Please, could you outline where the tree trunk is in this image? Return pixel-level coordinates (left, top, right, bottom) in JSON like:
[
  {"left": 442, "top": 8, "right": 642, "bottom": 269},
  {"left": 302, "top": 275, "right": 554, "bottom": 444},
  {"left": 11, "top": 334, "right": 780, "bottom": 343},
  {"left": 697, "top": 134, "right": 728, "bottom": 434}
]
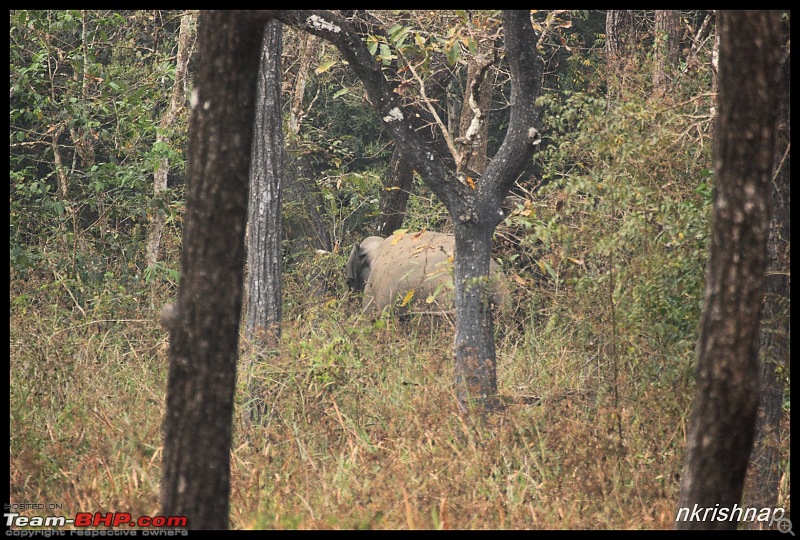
[
  {"left": 456, "top": 51, "right": 495, "bottom": 176},
  {"left": 453, "top": 221, "right": 500, "bottom": 412},
  {"left": 745, "top": 21, "right": 790, "bottom": 514},
  {"left": 246, "top": 19, "right": 284, "bottom": 423},
  {"left": 145, "top": 12, "right": 194, "bottom": 270},
  {"left": 375, "top": 147, "right": 413, "bottom": 236},
  {"left": 675, "top": 10, "right": 781, "bottom": 530},
  {"left": 605, "top": 10, "right": 635, "bottom": 67},
  {"left": 273, "top": 10, "right": 542, "bottom": 415},
  {"left": 161, "top": 10, "right": 269, "bottom": 529},
  {"left": 652, "top": 10, "right": 681, "bottom": 98}
]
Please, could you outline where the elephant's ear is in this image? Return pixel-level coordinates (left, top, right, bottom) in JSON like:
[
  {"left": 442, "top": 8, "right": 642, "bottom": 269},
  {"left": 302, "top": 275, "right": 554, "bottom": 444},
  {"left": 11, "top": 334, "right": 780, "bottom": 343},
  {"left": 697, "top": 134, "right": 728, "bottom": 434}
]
[
  {"left": 358, "top": 245, "right": 371, "bottom": 265},
  {"left": 346, "top": 242, "right": 361, "bottom": 289}
]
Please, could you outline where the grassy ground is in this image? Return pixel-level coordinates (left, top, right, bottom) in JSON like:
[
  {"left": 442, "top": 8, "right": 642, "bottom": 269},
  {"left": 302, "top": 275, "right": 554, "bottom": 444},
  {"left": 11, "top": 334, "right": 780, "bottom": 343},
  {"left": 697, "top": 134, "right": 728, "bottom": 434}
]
[{"left": 9, "top": 264, "right": 790, "bottom": 530}]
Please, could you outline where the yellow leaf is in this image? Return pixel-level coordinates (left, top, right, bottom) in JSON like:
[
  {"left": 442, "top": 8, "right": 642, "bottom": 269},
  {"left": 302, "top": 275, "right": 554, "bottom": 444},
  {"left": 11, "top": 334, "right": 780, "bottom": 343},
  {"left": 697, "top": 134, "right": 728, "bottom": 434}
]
[
  {"left": 466, "top": 177, "right": 476, "bottom": 189},
  {"left": 400, "top": 289, "right": 415, "bottom": 307},
  {"left": 314, "top": 60, "right": 337, "bottom": 74},
  {"left": 391, "top": 229, "right": 408, "bottom": 245}
]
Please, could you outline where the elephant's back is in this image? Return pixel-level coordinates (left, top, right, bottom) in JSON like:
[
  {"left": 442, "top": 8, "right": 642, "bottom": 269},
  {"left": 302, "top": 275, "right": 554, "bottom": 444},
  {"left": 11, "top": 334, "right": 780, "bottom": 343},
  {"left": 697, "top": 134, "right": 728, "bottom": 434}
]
[{"left": 362, "top": 232, "right": 455, "bottom": 315}]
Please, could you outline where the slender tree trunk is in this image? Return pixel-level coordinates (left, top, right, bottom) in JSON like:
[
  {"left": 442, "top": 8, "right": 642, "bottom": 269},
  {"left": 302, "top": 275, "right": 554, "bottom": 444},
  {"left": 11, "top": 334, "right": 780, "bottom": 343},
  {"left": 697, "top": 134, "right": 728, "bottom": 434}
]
[
  {"left": 709, "top": 12, "right": 720, "bottom": 124},
  {"left": 456, "top": 51, "right": 495, "bottom": 176},
  {"left": 161, "top": 10, "right": 269, "bottom": 529},
  {"left": 284, "top": 31, "right": 332, "bottom": 254},
  {"left": 145, "top": 12, "right": 194, "bottom": 270},
  {"left": 246, "top": 19, "right": 284, "bottom": 423},
  {"left": 746, "top": 24, "right": 790, "bottom": 514},
  {"left": 288, "top": 33, "right": 316, "bottom": 136},
  {"left": 675, "top": 10, "right": 781, "bottom": 530}
]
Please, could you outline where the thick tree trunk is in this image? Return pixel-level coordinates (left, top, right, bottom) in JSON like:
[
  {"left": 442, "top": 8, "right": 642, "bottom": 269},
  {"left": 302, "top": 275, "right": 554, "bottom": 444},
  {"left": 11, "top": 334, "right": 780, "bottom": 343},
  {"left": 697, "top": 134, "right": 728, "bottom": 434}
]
[
  {"left": 161, "top": 11, "right": 269, "bottom": 530},
  {"left": 605, "top": 10, "right": 635, "bottom": 66},
  {"left": 605, "top": 9, "right": 638, "bottom": 99},
  {"left": 746, "top": 26, "right": 790, "bottom": 513},
  {"left": 675, "top": 11, "right": 781, "bottom": 530}
]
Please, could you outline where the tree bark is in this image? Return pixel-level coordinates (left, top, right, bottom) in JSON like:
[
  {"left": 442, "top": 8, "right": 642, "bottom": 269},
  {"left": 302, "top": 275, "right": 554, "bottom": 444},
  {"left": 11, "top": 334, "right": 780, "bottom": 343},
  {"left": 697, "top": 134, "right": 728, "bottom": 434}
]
[
  {"left": 652, "top": 10, "right": 681, "bottom": 97},
  {"left": 145, "top": 12, "right": 194, "bottom": 270},
  {"left": 245, "top": 20, "right": 284, "bottom": 423},
  {"left": 375, "top": 146, "right": 413, "bottom": 236},
  {"left": 675, "top": 10, "right": 781, "bottom": 530},
  {"left": 246, "top": 19, "right": 284, "bottom": 344},
  {"left": 161, "top": 10, "right": 269, "bottom": 529},
  {"left": 272, "top": 10, "right": 543, "bottom": 414},
  {"left": 746, "top": 19, "right": 790, "bottom": 514},
  {"left": 456, "top": 51, "right": 495, "bottom": 176},
  {"left": 605, "top": 10, "right": 635, "bottom": 66}
]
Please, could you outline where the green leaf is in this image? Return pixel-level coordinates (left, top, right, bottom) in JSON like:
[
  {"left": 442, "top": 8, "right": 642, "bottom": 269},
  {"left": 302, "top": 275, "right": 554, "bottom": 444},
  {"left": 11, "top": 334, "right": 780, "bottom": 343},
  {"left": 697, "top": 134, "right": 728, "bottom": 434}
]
[
  {"left": 446, "top": 42, "right": 461, "bottom": 65},
  {"left": 379, "top": 43, "right": 393, "bottom": 61},
  {"left": 367, "top": 36, "right": 378, "bottom": 56}
]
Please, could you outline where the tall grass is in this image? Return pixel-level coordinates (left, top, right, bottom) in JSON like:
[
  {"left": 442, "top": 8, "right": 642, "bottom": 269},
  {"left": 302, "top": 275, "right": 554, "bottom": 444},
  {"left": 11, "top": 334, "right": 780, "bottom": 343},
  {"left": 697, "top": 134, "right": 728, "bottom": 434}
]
[{"left": 14, "top": 255, "right": 787, "bottom": 530}]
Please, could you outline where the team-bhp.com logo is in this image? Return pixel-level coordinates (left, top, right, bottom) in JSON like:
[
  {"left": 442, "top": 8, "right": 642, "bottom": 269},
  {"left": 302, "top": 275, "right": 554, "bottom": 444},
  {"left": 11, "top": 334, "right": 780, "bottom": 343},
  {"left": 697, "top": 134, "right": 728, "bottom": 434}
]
[{"left": 5, "top": 511, "right": 187, "bottom": 529}]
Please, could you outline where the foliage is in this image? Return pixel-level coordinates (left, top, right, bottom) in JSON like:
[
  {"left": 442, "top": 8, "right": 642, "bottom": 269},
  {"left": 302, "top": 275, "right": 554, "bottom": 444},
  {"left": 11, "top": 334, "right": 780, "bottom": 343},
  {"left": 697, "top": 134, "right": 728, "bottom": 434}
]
[
  {"left": 527, "top": 73, "right": 714, "bottom": 384},
  {"left": 10, "top": 10, "right": 187, "bottom": 287}
]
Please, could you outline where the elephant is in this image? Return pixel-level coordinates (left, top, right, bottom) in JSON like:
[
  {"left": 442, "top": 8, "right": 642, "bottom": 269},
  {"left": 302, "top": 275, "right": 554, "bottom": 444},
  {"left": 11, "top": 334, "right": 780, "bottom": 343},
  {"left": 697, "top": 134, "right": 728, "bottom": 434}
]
[
  {"left": 345, "top": 235, "right": 385, "bottom": 293},
  {"left": 346, "top": 231, "right": 509, "bottom": 316}
]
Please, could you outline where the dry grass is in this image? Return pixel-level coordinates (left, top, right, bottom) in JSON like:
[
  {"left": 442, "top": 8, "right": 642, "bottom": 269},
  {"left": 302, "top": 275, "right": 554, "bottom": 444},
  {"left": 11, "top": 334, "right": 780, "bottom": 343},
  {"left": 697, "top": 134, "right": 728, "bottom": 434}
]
[{"left": 9, "top": 273, "right": 790, "bottom": 530}]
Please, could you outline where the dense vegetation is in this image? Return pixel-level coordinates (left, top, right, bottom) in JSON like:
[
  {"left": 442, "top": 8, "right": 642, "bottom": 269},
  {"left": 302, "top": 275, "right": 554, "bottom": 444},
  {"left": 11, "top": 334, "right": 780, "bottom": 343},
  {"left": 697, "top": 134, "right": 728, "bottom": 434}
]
[{"left": 9, "top": 10, "right": 789, "bottom": 529}]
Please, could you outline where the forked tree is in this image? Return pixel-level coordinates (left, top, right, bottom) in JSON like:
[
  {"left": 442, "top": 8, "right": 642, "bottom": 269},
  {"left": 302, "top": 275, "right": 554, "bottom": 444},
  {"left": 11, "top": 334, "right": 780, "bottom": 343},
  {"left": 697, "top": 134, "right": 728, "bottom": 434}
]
[{"left": 273, "top": 9, "right": 543, "bottom": 414}]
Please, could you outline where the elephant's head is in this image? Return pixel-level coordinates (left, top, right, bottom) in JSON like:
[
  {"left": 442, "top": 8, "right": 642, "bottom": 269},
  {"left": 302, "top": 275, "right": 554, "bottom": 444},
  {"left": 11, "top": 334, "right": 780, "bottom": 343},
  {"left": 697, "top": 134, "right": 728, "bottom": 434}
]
[{"left": 345, "top": 236, "right": 385, "bottom": 292}]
